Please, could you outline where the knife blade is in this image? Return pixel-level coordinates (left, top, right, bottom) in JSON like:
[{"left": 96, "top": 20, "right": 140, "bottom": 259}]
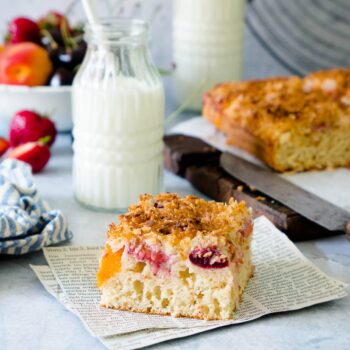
[{"left": 220, "top": 152, "right": 350, "bottom": 234}]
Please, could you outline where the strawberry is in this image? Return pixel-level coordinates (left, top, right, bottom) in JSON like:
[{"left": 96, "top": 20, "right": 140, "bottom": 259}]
[
  {"left": 7, "top": 137, "right": 51, "bottom": 173},
  {"left": 0, "top": 137, "right": 9, "bottom": 157},
  {"left": 7, "top": 17, "right": 41, "bottom": 44},
  {"left": 9, "top": 110, "right": 56, "bottom": 147}
]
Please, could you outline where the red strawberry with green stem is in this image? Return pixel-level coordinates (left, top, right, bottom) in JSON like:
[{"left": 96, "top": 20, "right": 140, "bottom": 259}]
[
  {"left": 7, "top": 136, "right": 51, "bottom": 173},
  {"left": 7, "top": 17, "right": 41, "bottom": 44},
  {"left": 9, "top": 110, "right": 57, "bottom": 148}
]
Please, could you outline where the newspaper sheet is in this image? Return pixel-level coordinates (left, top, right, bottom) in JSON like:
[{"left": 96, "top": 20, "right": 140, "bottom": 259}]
[
  {"left": 30, "top": 257, "right": 350, "bottom": 350},
  {"left": 37, "top": 217, "right": 346, "bottom": 339}
]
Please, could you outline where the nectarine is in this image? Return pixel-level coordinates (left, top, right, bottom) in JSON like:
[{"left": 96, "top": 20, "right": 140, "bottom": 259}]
[
  {"left": 96, "top": 245, "right": 124, "bottom": 287},
  {"left": 0, "top": 43, "right": 52, "bottom": 86}
]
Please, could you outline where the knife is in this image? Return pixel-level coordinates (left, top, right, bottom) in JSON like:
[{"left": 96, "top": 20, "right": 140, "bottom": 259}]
[{"left": 220, "top": 152, "right": 350, "bottom": 235}]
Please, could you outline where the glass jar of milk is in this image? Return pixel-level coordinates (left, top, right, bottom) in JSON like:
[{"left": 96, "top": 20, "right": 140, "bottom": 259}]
[
  {"left": 173, "top": 0, "right": 245, "bottom": 111},
  {"left": 72, "top": 19, "right": 164, "bottom": 211}
]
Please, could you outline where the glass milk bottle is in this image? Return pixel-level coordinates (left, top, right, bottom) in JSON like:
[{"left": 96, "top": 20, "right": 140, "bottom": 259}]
[
  {"left": 72, "top": 19, "right": 164, "bottom": 211},
  {"left": 173, "top": 0, "right": 245, "bottom": 110}
]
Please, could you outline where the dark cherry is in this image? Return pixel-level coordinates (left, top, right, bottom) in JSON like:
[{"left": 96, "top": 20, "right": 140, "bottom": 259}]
[
  {"left": 49, "top": 67, "right": 74, "bottom": 86},
  {"left": 46, "top": 45, "right": 61, "bottom": 68},
  {"left": 47, "top": 27, "right": 65, "bottom": 46},
  {"left": 57, "top": 42, "right": 86, "bottom": 70},
  {"left": 189, "top": 247, "right": 228, "bottom": 269},
  {"left": 40, "top": 27, "right": 64, "bottom": 48},
  {"left": 40, "top": 34, "right": 52, "bottom": 48},
  {"left": 74, "top": 40, "right": 87, "bottom": 64},
  {"left": 57, "top": 48, "right": 77, "bottom": 69}
]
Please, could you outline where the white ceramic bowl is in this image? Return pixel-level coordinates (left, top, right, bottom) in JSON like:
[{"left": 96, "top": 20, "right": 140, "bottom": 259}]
[{"left": 0, "top": 84, "right": 72, "bottom": 135}]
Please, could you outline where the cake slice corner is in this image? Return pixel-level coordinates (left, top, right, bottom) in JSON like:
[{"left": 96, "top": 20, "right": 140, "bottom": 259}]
[{"left": 96, "top": 193, "right": 253, "bottom": 320}]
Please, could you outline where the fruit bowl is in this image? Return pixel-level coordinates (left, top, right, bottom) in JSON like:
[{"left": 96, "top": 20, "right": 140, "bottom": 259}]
[
  {"left": 0, "top": 84, "right": 71, "bottom": 134},
  {"left": 0, "top": 10, "right": 86, "bottom": 135}
]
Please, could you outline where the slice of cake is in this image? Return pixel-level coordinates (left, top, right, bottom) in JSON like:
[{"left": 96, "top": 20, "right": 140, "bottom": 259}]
[
  {"left": 97, "top": 193, "right": 253, "bottom": 320},
  {"left": 203, "top": 69, "right": 350, "bottom": 172}
]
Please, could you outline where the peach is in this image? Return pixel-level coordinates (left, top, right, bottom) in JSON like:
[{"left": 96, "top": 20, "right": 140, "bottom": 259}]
[
  {"left": 0, "top": 42, "right": 52, "bottom": 86},
  {"left": 96, "top": 245, "right": 124, "bottom": 288}
]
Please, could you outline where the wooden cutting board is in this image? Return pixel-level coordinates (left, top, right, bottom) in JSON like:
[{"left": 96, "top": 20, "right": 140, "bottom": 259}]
[{"left": 164, "top": 134, "right": 339, "bottom": 241}]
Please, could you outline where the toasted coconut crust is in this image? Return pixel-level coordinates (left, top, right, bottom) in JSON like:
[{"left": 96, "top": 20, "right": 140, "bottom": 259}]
[
  {"left": 108, "top": 193, "right": 252, "bottom": 252},
  {"left": 203, "top": 68, "right": 350, "bottom": 172}
]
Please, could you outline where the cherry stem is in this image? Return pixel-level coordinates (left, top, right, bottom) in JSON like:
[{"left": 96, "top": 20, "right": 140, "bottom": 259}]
[
  {"left": 41, "top": 29, "right": 58, "bottom": 49},
  {"left": 38, "top": 136, "right": 52, "bottom": 145},
  {"left": 60, "top": 20, "right": 73, "bottom": 49}
]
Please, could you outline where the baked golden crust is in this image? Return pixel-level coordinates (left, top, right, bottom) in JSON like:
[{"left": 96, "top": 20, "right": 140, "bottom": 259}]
[
  {"left": 108, "top": 193, "right": 251, "bottom": 246},
  {"left": 203, "top": 69, "right": 350, "bottom": 172}
]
